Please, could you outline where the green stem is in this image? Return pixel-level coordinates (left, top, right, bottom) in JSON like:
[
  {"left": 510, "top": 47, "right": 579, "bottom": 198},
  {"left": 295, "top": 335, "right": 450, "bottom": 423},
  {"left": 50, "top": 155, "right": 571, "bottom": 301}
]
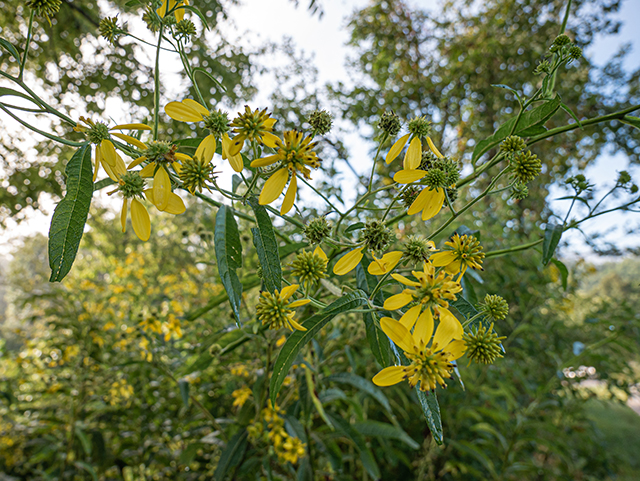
[
  {"left": 153, "top": 25, "right": 164, "bottom": 140},
  {"left": 367, "top": 133, "right": 388, "bottom": 192},
  {"left": 299, "top": 176, "right": 342, "bottom": 214},
  {"left": 19, "top": 11, "right": 34, "bottom": 81},
  {"left": 334, "top": 184, "right": 396, "bottom": 236},
  {"left": 484, "top": 238, "right": 544, "bottom": 259},
  {"left": 560, "top": 0, "right": 573, "bottom": 34},
  {"left": 370, "top": 271, "right": 393, "bottom": 300},
  {"left": 0, "top": 103, "right": 85, "bottom": 146}
]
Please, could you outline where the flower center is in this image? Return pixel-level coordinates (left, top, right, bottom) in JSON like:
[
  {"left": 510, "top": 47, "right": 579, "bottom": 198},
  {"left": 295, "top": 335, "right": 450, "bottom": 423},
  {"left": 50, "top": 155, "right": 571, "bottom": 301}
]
[{"left": 405, "top": 346, "right": 453, "bottom": 391}]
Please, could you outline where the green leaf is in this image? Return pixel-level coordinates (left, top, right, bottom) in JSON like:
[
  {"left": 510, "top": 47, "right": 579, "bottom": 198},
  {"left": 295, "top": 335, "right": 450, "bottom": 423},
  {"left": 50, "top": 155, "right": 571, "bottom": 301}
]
[
  {"left": 247, "top": 197, "right": 282, "bottom": 293},
  {"left": 551, "top": 258, "right": 569, "bottom": 290},
  {"left": 93, "top": 178, "right": 116, "bottom": 191},
  {"left": 180, "top": 442, "right": 200, "bottom": 465},
  {"left": 356, "top": 258, "right": 390, "bottom": 367},
  {"left": 461, "top": 274, "right": 478, "bottom": 306},
  {"left": 214, "top": 205, "right": 244, "bottom": 324},
  {"left": 124, "top": 0, "right": 141, "bottom": 6},
  {"left": 472, "top": 95, "right": 561, "bottom": 163},
  {"left": 327, "top": 414, "right": 381, "bottom": 480},
  {"left": 416, "top": 389, "right": 443, "bottom": 445},
  {"left": 0, "top": 37, "right": 21, "bottom": 64},
  {"left": 214, "top": 429, "right": 248, "bottom": 481},
  {"left": 48, "top": 144, "right": 94, "bottom": 282},
  {"left": 354, "top": 420, "right": 420, "bottom": 449},
  {"left": 0, "top": 87, "right": 40, "bottom": 105},
  {"left": 542, "top": 223, "right": 563, "bottom": 266},
  {"left": 328, "top": 372, "right": 392, "bottom": 414},
  {"left": 193, "top": 67, "right": 226, "bottom": 91},
  {"left": 74, "top": 461, "right": 98, "bottom": 481},
  {"left": 621, "top": 115, "right": 640, "bottom": 131},
  {"left": 179, "top": 380, "right": 190, "bottom": 408},
  {"left": 270, "top": 291, "right": 368, "bottom": 406},
  {"left": 74, "top": 425, "right": 92, "bottom": 455},
  {"left": 560, "top": 102, "right": 584, "bottom": 130},
  {"left": 344, "top": 222, "right": 365, "bottom": 234}
]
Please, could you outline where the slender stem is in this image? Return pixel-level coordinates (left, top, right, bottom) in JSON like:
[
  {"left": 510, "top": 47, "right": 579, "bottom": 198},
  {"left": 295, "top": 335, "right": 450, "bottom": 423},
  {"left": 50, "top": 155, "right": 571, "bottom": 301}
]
[
  {"left": 381, "top": 191, "right": 400, "bottom": 222},
  {"left": 19, "top": 11, "right": 34, "bottom": 81},
  {"left": 484, "top": 238, "right": 544, "bottom": 259},
  {"left": 370, "top": 271, "right": 393, "bottom": 299},
  {"left": 299, "top": 176, "right": 342, "bottom": 214},
  {"left": 462, "top": 312, "right": 485, "bottom": 329},
  {"left": 334, "top": 184, "right": 396, "bottom": 236},
  {"left": 367, "top": 133, "right": 388, "bottom": 192},
  {"left": 153, "top": 25, "right": 164, "bottom": 140},
  {"left": 0, "top": 103, "right": 85, "bottom": 146},
  {"left": 560, "top": 0, "right": 573, "bottom": 34},
  {"left": 126, "top": 33, "right": 177, "bottom": 52}
]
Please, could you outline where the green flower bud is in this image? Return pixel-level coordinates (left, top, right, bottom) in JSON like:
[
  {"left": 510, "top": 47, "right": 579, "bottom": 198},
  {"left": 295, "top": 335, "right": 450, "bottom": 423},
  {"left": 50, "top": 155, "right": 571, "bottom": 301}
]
[
  {"left": 378, "top": 110, "right": 401, "bottom": 137},
  {"left": 511, "top": 150, "right": 542, "bottom": 183},
  {"left": 617, "top": 170, "right": 632, "bottom": 186},
  {"left": 308, "top": 110, "right": 333, "bottom": 135},
  {"left": 419, "top": 151, "right": 439, "bottom": 171},
  {"left": 99, "top": 16, "right": 124, "bottom": 45},
  {"left": 424, "top": 168, "right": 448, "bottom": 189},
  {"left": 631, "top": 184, "right": 639, "bottom": 194},
  {"left": 463, "top": 322, "right": 506, "bottom": 365},
  {"left": 510, "top": 182, "right": 529, "bottom": 200},
  {"left": 407, "top": 116, "right": 431, "bottom": 138},
  {"left": 203, "top": 110, "right": 230, "bottom": 137},
  {"left": 534, "top": 59, "right": 552, "bottom": 75},
  {"left": 174, "top": 19, "right": 197, "bottom": 41},
  {"left": 179, "top": 156, "right": 217, "bottom": 194},
  {"left": 143, "top": 141, "right": 176, "bottom": 164},
  {"left": 360, "top": 220, "right": 394, "bottom": 253},
  {"left": 402, "top": 236, "right": 435, "bottom": 265},
  {"left": 117, "top": 171, "right": 146, "bottom": 199},
  {"left": 479, "top": 294, "right": 509, "bottom": 321},
  {"left": 27, "top": 0, "right": 61, "bottom": 20},
  {"left": 143, "top": 5, "right": 162, "bottom": 33},
  {"left": 568, "top": 45, "right": 582, "bottom": 60},
  {"left": 290, "top": 250, "right": 327, "bottom": 286},
  {"left": 500, "top": 135, "right": 526, "bottom": 155},
  {"left": 553, "top": 34, "right": 572, "bottom": 47},
  {"left": 303, "top": 217, "right": 331, "bottom": 245}
]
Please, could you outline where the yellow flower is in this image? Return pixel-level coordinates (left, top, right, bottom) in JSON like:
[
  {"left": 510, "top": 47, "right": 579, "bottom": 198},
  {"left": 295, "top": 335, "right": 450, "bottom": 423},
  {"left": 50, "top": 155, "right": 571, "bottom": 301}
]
[
  {"left": 372, "top": 315, "right": 466, "bottom": 391},
  {"left": 430, "top": 233, "right": 485, "bottom": 275},
  {"left": 74, "top": 117, "right": 150, "bottom": 181},
  {"left": 109, "top": 171, "right": 152, "bottom": 241},
  {"left": 251, "top": 130, "right": 321, "bottom": 215},
  {"left": 256, "top": 284, "right": 311, "bottom": 331},
  {"left": 368, "top": 250, "right": 403, "bottom": 275},
  {"left": 232, "top": 386, "right": 252, "bottom": 408},
  {"left": 163, "top": 314, "right": 183, "bottom": 341},
  {"left": 229, "top": 106, "right": 279, "bottom": 156},
  {"left": 157, "top": 0, "right": 189, "bottom": 21},
  {"left": 332, "top": 247, "right": 365, "bottom": 276},
  {"left": 385, "top": 134, "right": 422, "bottom": 170},
  {"left": 384, "top": 262, "right": 462, "bottom": 329}
]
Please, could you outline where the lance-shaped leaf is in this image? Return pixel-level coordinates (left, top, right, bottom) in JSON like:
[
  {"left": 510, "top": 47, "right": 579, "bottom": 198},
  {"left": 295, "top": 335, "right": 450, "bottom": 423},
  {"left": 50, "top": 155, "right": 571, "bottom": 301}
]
[
  {"left": 247, "top": 197, "right": 282, "bottom": 293},
  {"left": 327, "top": 413, "right": 381, "bottom": 480},
  {"left": 213, "top": 429, "right": 248, "bottom": 481},
  {"left": 49, "top": 144, "right": 94, "bottom": 282},
  {"left": 542, "top": 222, "right": 563, "bottom": 266},
  {"left": 214, "top": 205, "right": 243, "bottom": 324},
  {"left": 270, "top": 290, "right": 369, "bottom": 406}
]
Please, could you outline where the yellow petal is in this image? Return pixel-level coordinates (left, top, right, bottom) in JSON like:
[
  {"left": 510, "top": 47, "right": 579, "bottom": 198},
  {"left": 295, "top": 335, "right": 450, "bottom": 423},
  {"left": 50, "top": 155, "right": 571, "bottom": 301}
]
[
  {"left": 385, "top": 134, "right": 410, "bottom": 164},
  {"left": 251, "top": 155, "right": 280, "bottom": 168},
  {"left": 153, "top": 167, "right": 171, "bottom": 211},
  {"left": 120, "top": 198, "right": 128, "bottom": 233},
  {"left": 259, "top": 168, "right": 289, "bottom": 205},
  {"left": 280, "top": 284, "right": 299, "bottom": 300},
  {"left": 313, "top": 245, "right": 327, "bottom": 261},
  {"left": 174, "top": 153, "right": 191, "bottom": 161},
  {"left": 228, "top": 153, "right": 244, "bottom": 172},
  {"left": 228, "top": 135, "right": 245, "bottom": 156},
  {"left": 172, "top": 162, "right": 182, "bottom": 174},
  {"left": 221, "top": 133, "right": 232, "bottom": 159},
  {"left": 420, "top": 188, "right": 445, "bottom": 220},
  {"left": 332, "top": 247, "right": 364, "bottom": 276},
  {"left": 128, "top": 156, "right": 147, "bottom": 169},
  {"left": 100, "top": 139, "right": 116, "bottom": 166},
  {"left": 426, "top": 136, "right": 443, "bottom": 158},
  {"left": 93, "top": 149, "right": 99, "bottom": 181},
  {"left": 383, "top": 291, "right": 414, "bottom": 310},
  {"left": 446, "top": 339, "right": 467, "bottom": 361},
  {"left": 165, "top": 100, "right": 203, "bottom": 122},
  {"left": 261, "top": 132, "right": 280, "bottom": 148},
  {"left": 164, "top": 192, "right": 186, "bottom": 215},
  {"left": 110, "top": 123, "right": 152, "bottom": 131},
  {"left": 280, "top": 174, "right": 297, "bottom": 215},
  {"left": 182, "top": 99, "right": 210, "bottom": 117},
  {"left": 390, "top": 273, "right": 421, "bottom": 287},
  {"left": 288, "top": 316, "right": 307, "bottom": 332},
  {"left": 289, "top": 299, "right": 311, "bottom": 308},
  {"left": 174, "top": 1, "right": 185, "bottom": 21},
  {"left": 367, "top": 250, "right": 404, "bottom": 276},
  {"left": 195, "top": 134, "right": 216, "bottom": 163},
  {"left": 156, "top": 0, "right": 173, "bottom": 18},
  {"left": 414, "top": 309, "right": 434, "bottom": 346},
  {"left": 403, "top": 136, "right": 422, "bottom": 170},
  {"left": 379, "top": 317, "right": 416, "bottom": 354},
  {"left": 399, "top": 305, "right": 421, "bottom": 330},
  {"left": 264, "top": 118, "right": 277, "bottom": 129},
  {"left": 130, "top": 198, "right": 151, "bottom": 241},
  {"left": 394, "top": 169, "right": 427, "bottom": 184},
  {"left": 433, "top": 308, "right": 463, "bottom": 350},
  {"left": 103, "top": 152, "right": 127, "bottom": 181},
  {"left": 372, "top": 366, "right": 406, "bottom": 387},
  {"left": 407, "top": 187, "right": 433, "bottom": 216},
  {"left": 139, "top": 162, "right": 156, "bottom": 178},
  {"left": 430, "top": 251, "right": 457, "bottom": 267}
]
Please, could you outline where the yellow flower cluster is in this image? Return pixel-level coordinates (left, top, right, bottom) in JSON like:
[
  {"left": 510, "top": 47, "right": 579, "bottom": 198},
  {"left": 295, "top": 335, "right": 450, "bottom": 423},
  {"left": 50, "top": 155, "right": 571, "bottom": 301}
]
[
  {"left": 248, "top": 404, "right": 306, "bottom": 465},
  {"left": 106, "top": 379, "right": 134, "bottom": 406}
]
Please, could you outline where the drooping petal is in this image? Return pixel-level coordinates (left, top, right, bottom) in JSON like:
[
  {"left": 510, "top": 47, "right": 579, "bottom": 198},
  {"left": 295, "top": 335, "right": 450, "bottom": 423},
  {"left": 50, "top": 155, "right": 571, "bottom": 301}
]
[
  {"left": 289, "top": 299, "right": 311, "bottom": 308},
  {"left": 120, "top": 198, "right": 128, "bottom": 233},
  {"left": 313, "top": 245, "right": 327, "bottom": 260},
  {"left": 433, "top": 308, "right": 464, "bottom": 351},
  {"left": 174, "top": 153, "right": 191, "bottom": 162},
  {"left": 110, "top": 123, "right": 152, "bottom": 131},
  {"left": 399, "top": 305, "right": 421, "bottom": 330},
  {"left": 93, "top": 148, "right": 100, "bottom": 182},
  {"left": 111, "top": 134, "right": 146, "bottom": 151},
  {"left": 385, "top": 134, "right": 410, "bottom": 165},
  {"left": 164, "top": 192, "right": 186, "bottom": 215},
  {"left": 420, "top": 188, "right": 445, "bottom": 221},
  {"left": 264, "top": 118, "right": 277, "bottom": 129},
  {"left": 383, "top": 291, "right": 414, "bottom": 310},
  {"left": 390, "top": 273, "right": 421, "bottom": 287},
  {"left": 103, "top": 152, "right": 127, "bottom": 181},
  {"left": 445, "top": 339, "right": 467, "bottom": 361},
  {"left": 195, "top": 134, "right": 216, "bottom": 163},
  {"left": 153, "top": 167, "right": 171, "bottom": 211},
  {"left": 156, "top": 0, "right": 174, "bottom": 18},
  {"left": 172, "top": 162, "right": 182, "bottom": 174},
  {"left": 130, "top": 198, "right": 151, "bottom": 241},
  {"left": 430, "top": 251, "right": 457, "bottom": 267},
  {"left": 128, "top": 156, "right": 147, "bottom": 169},
  {"left": 403, "top": 136, "right": 422, "bottom": 170},
  {"left": 259, "top": 168, "right": 289, "bottom": 205},
  {"left": 372, "top": 366, "right": 406, "bottom": 387},
  {"left": 139, "top": 162, "right": 156, "bottom": 178},
  {"left": 165, "top": 100, "right": 203, "bottom": 122},
  {"left": 228, "top": 152, "right": 244, "bottom": 172},
  {"left": 100, "top": 139, "right": 117, "bottom": 166},
  {"left": 414, "top": 308, "right": 434, "bottom": 346},
  {"left": 181, "top": 99, "right": 210, "bottom": 117},
  {"left": 287, "top": 316, "right": 307, "bottom": 332},
  {"left": 251, "top": 155, "right": 280, "bottom": 168},
  {"left": 379, "top": 317, "right": 416, "bottom": 354},
  {"left": 426, "top": 136, "right": 443, "bottom": 158},
  {"left": 281, "top": 174, "right": 297, "bottom": 215},
  {"left": 280, "top": 284, "right": 299, "bottom": 301},
  {"left": 394, "top": 169, "right": 427, "bottom": 184},
  {"left": 228, "top": 135, "right": 246, "bottom": 156},
  {"left": 407, "top": 187, "right": 432, "bottom": 216},
  {"left": 368, "top": 250, "right": 404, "bottom": 276},
  {"left": 261, "top": 132, "right": 280, "bottom": 148},
  {"left": 332, "top": 247, "right": 364, "bottom": 276}
]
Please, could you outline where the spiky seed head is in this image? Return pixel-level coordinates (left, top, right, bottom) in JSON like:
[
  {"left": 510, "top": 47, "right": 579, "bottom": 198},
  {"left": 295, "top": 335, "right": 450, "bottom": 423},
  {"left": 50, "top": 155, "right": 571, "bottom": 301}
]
[
  {"left": 360, "top": 220, "right": 394, "bottom": 253},
  {"left": 202, "top": 109, "right": 230, "bottom": 136},
  {"left": 308, "top": 110, "right": 332, "bottom": 135},
  {"left": 479, "top": 294, "right": 509, "bottom": 321},
  {"left": 290, "top": 250, "right": 327, "bottom": 286},
  {"left": 175, "top": 19, "right": 197, "bottom": 41},
  {"left": 510, "top": 182, "right": 529, "bottom": 200},
  {"left": 445, "top": 186, "right": 458, "bottom": 204},
  {"left": 568, "top": 45, "right": 582, "bottom": 60},
  {"left": 27, "top": 0, "right": 61, "bottom": 19},
  {"left": 500, "top": 135, "right": 527, "bottom": 155},
  {"left": 401, "top": 186, "right": 420, "bottom": 209},
  {"left": 143, "top": 141, "right": 176, "bottom": 164},
  {"left": 463, "top": 323, "right": 506, "bottom": 365},
  {"left": 424, "top": 168, "right": 448, "bottom": 189},
  {"left": 117, "top": 171, "right": 146, "bottom": 199},
  {"left": 99, "top": 17, "right": 124, "bottom": 44},
  {"left": 143, "top": 5, "right": 162, "bottom": 32},
  {"left": 419, "top": 151, "right": 439, "bottom": 171},
  {"left": 402, "top": 236, "right": 435, "bottom": 265},
  {"left": 553, "top": 34, "right": 572, "bottom": 47},
  {"left": 534, "top": 59, "right": 551, "bottom": 75},
  {"left": 378, "top": 110, "right": 401, "bottom": 137},
  {"left": 407, "top": 116, "right": 431, "bottom": 138},
  {"left": 179, "top": 156, "right": 217, "bottom": 194},
  {"left": 303, "top": 217, "right": 331, "bottom": 245},
  {"left": 511, "top": 150, "right": 541, "bottom": 183}
]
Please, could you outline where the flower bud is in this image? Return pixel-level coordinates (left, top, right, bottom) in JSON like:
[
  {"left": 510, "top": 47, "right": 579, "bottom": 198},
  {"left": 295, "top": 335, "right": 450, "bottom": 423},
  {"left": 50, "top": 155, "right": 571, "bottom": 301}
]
[
  {"left": 510, "top": 182, "right": 529, "bottom": 200},
  {"left": 500, "top": 135, "right": 526, "bottom": 155},
  {"left": 99, "top": 16, "right": 124, "bottom": 45},
  {"left": 179, "top": 156, "right": 217, "bottom": 194},
  {"left": 360, "top": 220, "right": 394, "bottom": 253},
  {"left": 378, "top": 111, "right": 401, "bottom": 137},
  {"left": 402, "top": 236, "right": 436, "bottom": 265},
  {"left": 479, "top": 294, "right": 509, "bottom": 321},
  {"left": 463, "top": 322, "right": 506, "bottom": 365},
  {"left": 511, "top": 150, "right": 541, "bottom": 183},
  {"left": 568, "top": 45, "right": 582, "bottom": 60},
  {"left": 175, "top": 19, "right": 197, "bottom": 41},
  {"left": 27, "top": 0, "right": 61, "bottom": 20},
  {"left": 308, "top": 110, "right": 333, "bottom": 135},
  {"left": 407, "top": 116, "right": 431, "bottom": 138},
  {"left": 303, "top": 217, "right": 331, "bottom": 245}
]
